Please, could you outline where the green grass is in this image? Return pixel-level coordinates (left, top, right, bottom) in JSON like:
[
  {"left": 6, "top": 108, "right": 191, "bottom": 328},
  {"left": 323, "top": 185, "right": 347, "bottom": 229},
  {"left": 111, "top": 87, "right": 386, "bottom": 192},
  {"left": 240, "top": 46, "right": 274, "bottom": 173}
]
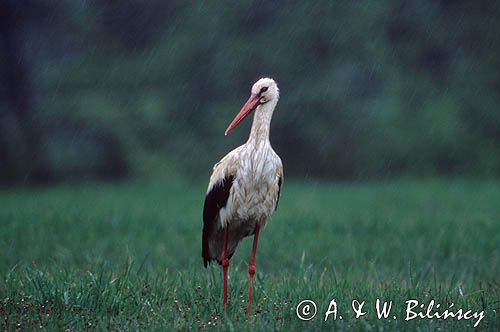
[{"left": 0, "top": 178, "right": 499, "bottom": 330}]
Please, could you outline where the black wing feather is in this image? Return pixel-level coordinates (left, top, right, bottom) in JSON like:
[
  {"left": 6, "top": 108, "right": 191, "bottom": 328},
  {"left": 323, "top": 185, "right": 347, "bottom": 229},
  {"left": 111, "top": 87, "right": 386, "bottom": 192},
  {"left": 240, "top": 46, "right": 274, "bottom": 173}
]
[
  {"left": 202, "top": 175, "right": 234, "bottom": 267},
  {"left": 275, "top": 175, "right": 282, "bottom": 211}
]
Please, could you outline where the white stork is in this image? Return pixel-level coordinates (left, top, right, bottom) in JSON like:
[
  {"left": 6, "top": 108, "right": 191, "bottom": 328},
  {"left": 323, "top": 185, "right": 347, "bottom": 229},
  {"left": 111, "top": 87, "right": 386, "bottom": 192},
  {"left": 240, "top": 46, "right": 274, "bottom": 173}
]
[{"left": 202, "top": 78, "right": 283, "bottom": 315}]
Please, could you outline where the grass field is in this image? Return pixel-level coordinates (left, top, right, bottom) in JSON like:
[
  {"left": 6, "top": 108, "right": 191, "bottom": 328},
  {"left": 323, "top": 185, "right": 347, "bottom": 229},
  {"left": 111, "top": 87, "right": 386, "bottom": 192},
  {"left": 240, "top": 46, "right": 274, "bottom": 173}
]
[{"left": 0, "top": 178, "right": 499, "bottom": 330}]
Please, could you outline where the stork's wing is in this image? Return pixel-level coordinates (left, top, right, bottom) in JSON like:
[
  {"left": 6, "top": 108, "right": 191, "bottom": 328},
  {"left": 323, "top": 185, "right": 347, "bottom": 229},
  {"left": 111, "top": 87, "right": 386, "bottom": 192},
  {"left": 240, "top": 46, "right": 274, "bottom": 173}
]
[
  {"left": 275, "top": 162, "right": 283, "bottom": 211},
  {"left": 202, "top": 174, "right": 234, "bottom": 267},
  {"left": 275, "top": 175, "right": 282, "bottom": 211}
]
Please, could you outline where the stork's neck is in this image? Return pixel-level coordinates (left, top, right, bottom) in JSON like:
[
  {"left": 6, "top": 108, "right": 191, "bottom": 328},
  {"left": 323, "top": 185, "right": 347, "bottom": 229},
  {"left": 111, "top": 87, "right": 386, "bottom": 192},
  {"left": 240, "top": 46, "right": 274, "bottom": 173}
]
[{"left": 247, "top": 100, "right": 277, "bottom": 146}]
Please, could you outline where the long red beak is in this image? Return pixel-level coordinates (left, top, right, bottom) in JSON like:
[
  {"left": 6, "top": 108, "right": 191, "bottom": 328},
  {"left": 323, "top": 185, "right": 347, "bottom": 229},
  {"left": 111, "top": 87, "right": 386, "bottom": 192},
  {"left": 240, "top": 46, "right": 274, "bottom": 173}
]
[{"left": 225, "top": 94, "right": 261, "bottom": 135}]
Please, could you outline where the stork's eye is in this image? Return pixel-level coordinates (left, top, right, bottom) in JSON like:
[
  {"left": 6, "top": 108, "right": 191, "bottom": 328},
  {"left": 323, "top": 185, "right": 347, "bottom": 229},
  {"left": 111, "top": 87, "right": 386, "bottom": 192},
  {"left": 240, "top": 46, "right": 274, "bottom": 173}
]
[{"left": 260, "top": 87, "right": 268, "bottom": 93}]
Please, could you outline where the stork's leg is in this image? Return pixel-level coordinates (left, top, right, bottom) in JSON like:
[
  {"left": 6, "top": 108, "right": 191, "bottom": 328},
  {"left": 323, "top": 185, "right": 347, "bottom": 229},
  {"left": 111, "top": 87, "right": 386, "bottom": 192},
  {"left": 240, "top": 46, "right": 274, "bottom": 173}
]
[
  {"left": 222, "top": 226, "right": 230, "bottom": 311},
  {"left": 247, "top": 225, "right": 260, "bottom": 316}
]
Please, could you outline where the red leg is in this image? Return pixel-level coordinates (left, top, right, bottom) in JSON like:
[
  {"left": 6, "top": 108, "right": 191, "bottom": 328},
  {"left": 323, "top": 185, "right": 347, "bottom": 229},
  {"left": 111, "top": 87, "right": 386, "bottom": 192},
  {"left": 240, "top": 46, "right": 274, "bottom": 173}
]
[
  {"left": 247, "top": 225, "right": 260, "bottom": 316},
  {"left": 222, "top": 226, "right": 230, "bottom": 311}
]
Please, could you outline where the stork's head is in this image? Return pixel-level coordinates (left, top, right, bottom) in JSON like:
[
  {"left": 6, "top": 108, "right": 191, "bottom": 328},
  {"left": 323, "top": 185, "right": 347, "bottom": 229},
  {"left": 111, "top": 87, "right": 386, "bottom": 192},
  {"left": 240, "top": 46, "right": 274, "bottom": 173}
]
[{"left": 225, "top": 77, "right": 279, "bottom": 135}]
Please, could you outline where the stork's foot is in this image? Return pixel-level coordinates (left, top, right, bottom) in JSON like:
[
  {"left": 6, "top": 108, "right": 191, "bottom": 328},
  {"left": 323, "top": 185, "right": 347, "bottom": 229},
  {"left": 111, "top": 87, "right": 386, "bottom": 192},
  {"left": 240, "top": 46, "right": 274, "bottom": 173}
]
[
  {"left": 247, "top": 225, "right": 260, "bottom": 317},
  {"left": 247, "top": 263, "right": 256, "bottom": 316},
  {"left": 222, "top": 227, "right": 230, "bottom": 311},
  {"left": 222, "top": 258, "right": 230, "bottom": 310}
]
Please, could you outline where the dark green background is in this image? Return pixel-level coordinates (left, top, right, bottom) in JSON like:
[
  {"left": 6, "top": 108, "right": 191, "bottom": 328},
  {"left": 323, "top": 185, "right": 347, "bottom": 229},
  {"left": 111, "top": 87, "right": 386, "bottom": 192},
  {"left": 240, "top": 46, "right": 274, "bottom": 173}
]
[{"left": 1, "top": 1, "right": 499, "bottom": 184}]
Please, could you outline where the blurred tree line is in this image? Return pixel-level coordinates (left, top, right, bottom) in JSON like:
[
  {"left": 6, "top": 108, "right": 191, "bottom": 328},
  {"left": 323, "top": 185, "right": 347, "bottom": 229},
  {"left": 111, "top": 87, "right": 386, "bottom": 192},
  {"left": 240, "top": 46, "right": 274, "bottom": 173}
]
[{"left": 1, "top": 0, "right": 499, "bottom": 184}]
